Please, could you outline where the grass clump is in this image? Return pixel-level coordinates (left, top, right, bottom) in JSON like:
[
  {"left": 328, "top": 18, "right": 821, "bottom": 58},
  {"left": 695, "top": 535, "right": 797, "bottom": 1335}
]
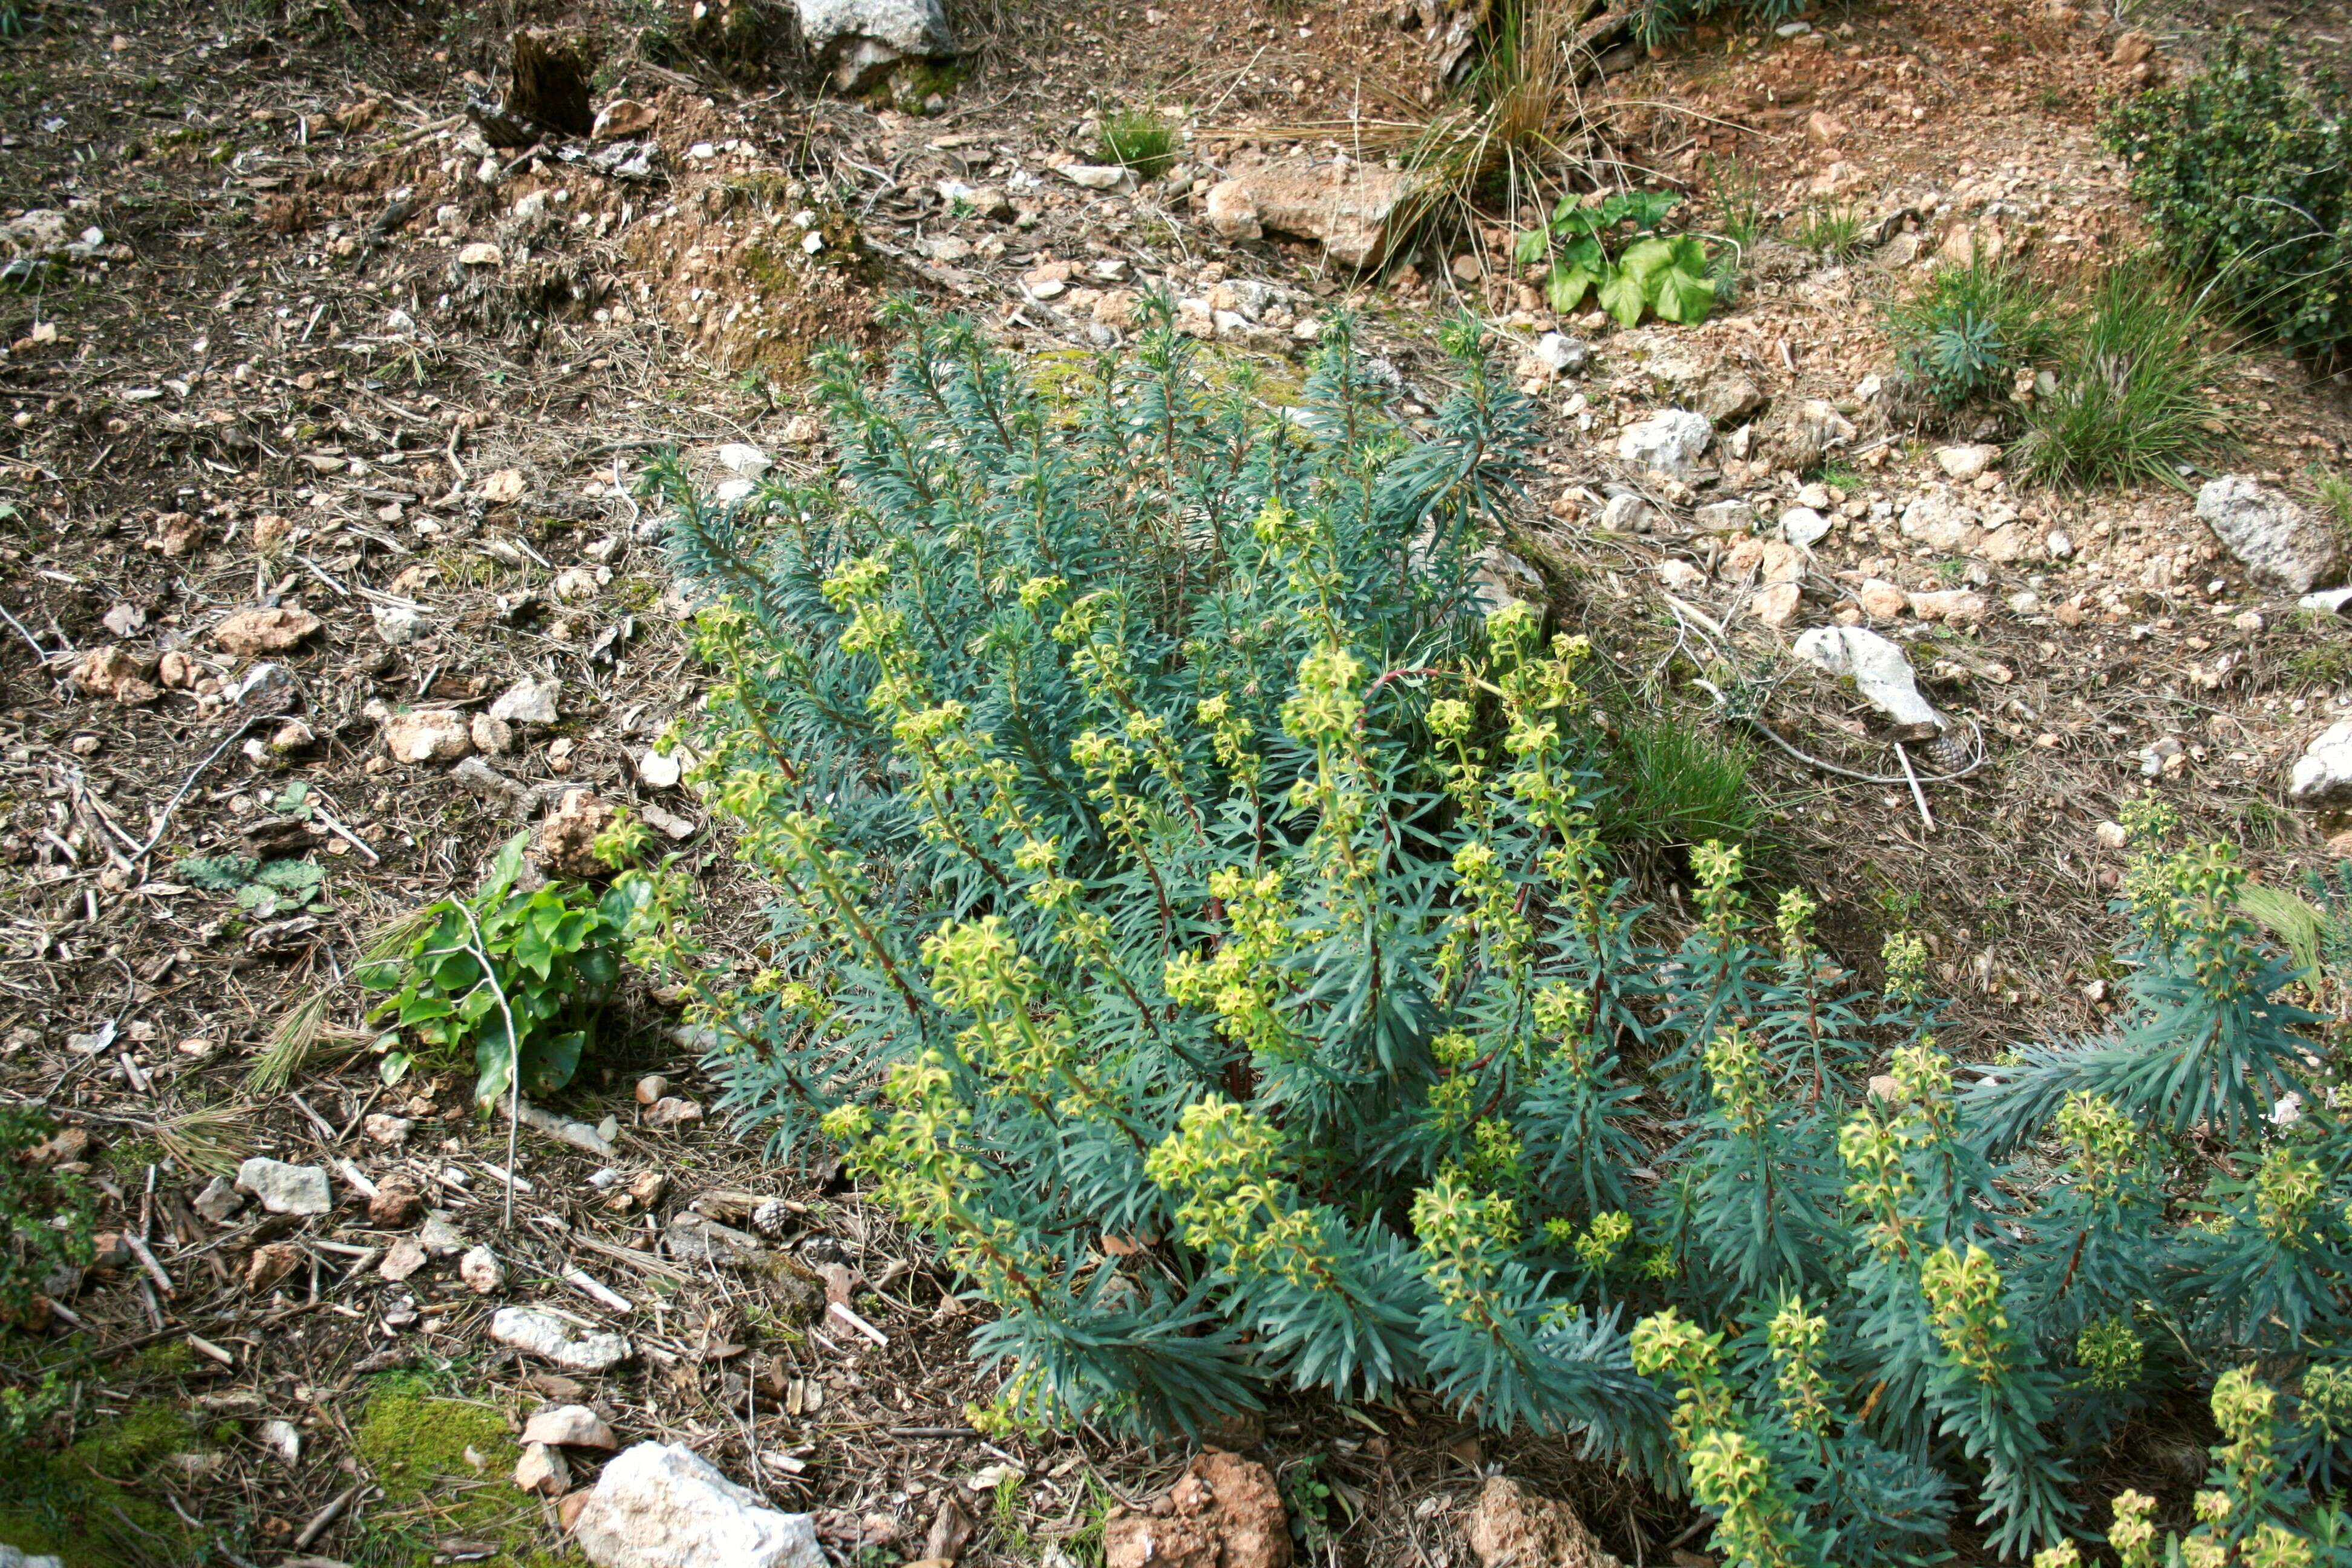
[
  {"left": 1794, "top": 197, "right": 1869, "bottom": 261},
  {"left": 1598, "top": 716, "right": 1760, "bottom": 851},
  {"left": 1096, "top": 106, "right": 1177, "bottom": 180},
  {"left": 2013, "top": 258, "right": 2237, "bottom": 490},
  {"left": 1883, "top": 257, "right": 2066, "bottom": 411},
  {"left": 2106, "top": 29, "right": 2352, "bottom": 361},
  {"left": 1702, "top": 157, "right": 1765, "bottom": 301}
]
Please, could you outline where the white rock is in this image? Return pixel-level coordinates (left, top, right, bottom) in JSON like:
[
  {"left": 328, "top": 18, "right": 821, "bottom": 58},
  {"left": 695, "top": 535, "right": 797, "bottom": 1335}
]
[
  {"left": 382, "top": 709, "right": 473, "bottom": 765},
  {"left": 490, "top": 677, "right": 560, "bottom": 727},
  {"left": 1601, "top": 493, "right": 1655, "bottom": 533},
  {"left": 1056, "top": 163, "right": 1128, "bottom": 191},
  {"left": 259, "top": 1419, "right": 302, "bottom": 1466},
  {"left": 1792, "top": 626, "right": 1947, "bottom": 734},
  {"left": 795, "top": 0, "right": 953, "bottom": 90},
  {"left": 1694, "top": 499, "right": 1755, "bottom": 533},
  {"left": 236, "top": 1157, "right": 333, "bottom": 1217},
  {"left": 573, "top": 1442, "right": 826, "bottom": 1568},
  {"left": 1933, "top": 443, "right": 2000, "bottom": 482},
  {"left": 1898, "top": 488, "right": 1978, "bottom": 552},
  {"left": 1531, "top": 333, "right": 1589, "bottom": 375},
  {"left": 1616, "top": 410, "right": 1713, "bottom": 481},
  {"left": 0, "top": 1546, "right": 65, "bottom": 1568},
  {"left": 459, "top": 1244, "right": 506, "bottom": 1295},
  {"left": 524, "top": 1403, "right": 619, "bottom": 1449},
  {"left": 2290, "top": 721, "right": 2352, "bottom": 806},
  {"left": 2094, "top": 820, "right": 2130, "bottom": 849},
  {"left": 1780, "top": 507, "right": 1831, "bottom": 548},
  {"left": 2045, "top": 529, "right": 2074, "bottom": 560},
  {"left": 2301, "top": 586, "right": 2352, "bottom": 616},
  {"left": 1658, "top": 559, "right": 1708, "bottom": 593},
  {"left": 372, "top": 603, "right": 429, "bottom": 645},
  {"left": 637, "top": 748, "right": 683, "bottom": 789},
  {"left": 194, "top": 1175, "right": 244, "bottom": 1223},
  {"left": 2198, "top": 475, "right": 2345, "bottom": 593},
  {"left": 419, "top": 1209, "right": 471, "bottom": 1255},
  {"left": 714, "top": 443, "right": 771, "bottom": 479},
  {"left": 491, "top": 1307, "right": 634, "bottom": 1373}
]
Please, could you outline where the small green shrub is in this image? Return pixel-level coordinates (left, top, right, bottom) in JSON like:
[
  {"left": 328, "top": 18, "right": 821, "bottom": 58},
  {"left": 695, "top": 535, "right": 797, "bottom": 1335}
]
[
  {"left": 1, "top": 1109, "right": 94, "bottom": 1327},
  {"left": 2013, "top": 257, "right": 2236, "bottom": 490},
  {"left": 1598, "top": 716, "right": 1759, "bottom": 851},
  {"left": 1882, "top": 258, "right": 2066, "bottom": 410},
  {"left": 660, "top": 308, "right": 2352, "bottom": 1565},
  {"left": 1096, "top": 107, "right": 1177, "bottom": 181},
  {"left": 1514, "top": 189, "right": 1716, "bottom": 325},
  {"left": 358, "top": 829, "right": 652, "bottom": 1106},
  {"left": 2105, "top": 30, "right": 2352, "bottom": 361}
]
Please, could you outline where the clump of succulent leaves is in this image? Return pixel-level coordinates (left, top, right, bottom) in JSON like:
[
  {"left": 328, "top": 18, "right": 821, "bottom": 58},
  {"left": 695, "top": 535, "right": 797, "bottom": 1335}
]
[{"left": 653, "top": 297, "right": 2351, "bottom": 1566}]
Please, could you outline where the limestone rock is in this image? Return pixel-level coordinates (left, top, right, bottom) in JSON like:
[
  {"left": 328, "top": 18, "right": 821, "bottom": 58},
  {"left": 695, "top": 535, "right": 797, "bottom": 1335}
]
[
  {"left": 2290, "top": 722, "right": 2352, "bottom": 806},
  {"left": 1616, "top": 410, "right": 1713, "bottom": 481},
  {"left": 235, "top": 1157, "right": 333, "bottom": 1216},
  {"left": 1696, "top": 368, "right": 1764, "bottom": 427},
  {"left": 572, "top": 1441, "right": 825, "bottom": 1568},
  {"left": 795, "top": 0, "right": 953, "bottom": 90},
  {"left": 2197, "top": 475, "right": 2344, "bottom": 593},
  {"left": 1466, "top": 1476, "right": 1622, "bottom": 1568},
  {"left": 194, "top": 1175, "right": 244, "bottom": 1224},
  {"left": 1934, "top": 443, "right": 2000, "bottom": 482},
  {"left": 515, "top": 1442, "right": 571, "bottom": 1497},
  {"left": 1792, "top": 626, "right": 1947, "bottom": 737},
  {"left": 1695, "top": 498, "right": 1755, "bottom": 533},
  {"left": 1780, "top": 506, "right": 1831, "bottom": 547},
  {"left": 214, "top": 606, "right": 321, "bottom": 655},
  {"left": 1899, "top": 488, "right": 1980, "bottom": 552},
  {"left": 592, "top": 98, "right": 658, "bottom": 140},
  {"left": 460, "top": 1244, "right": 507, "bottom": 1295},
  {"left": 1532, "top": 333, "right": 1590, "bottom": 376},
  {"left": 491, "top": 1306, "right": 633, "bottom": 1374},
  {"left": 382, "top": 709, "right": 473, "bottom": 765},
  {"left": 1198, "top": 162, "right": 1417, "bottom": 269},
  {"left": 1909, "top": 588, "right": 1988, "bottom": 624},
  {"left": 524, "top": 1403, "right": 618, "bottom": 1449},
  {"left": 490, "top": 676, "right": 561, "bottom": 727}
]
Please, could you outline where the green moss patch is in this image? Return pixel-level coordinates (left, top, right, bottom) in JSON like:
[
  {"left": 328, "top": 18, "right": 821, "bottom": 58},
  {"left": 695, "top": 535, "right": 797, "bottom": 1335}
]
[
  {"left": 351, "top": 1379, "right": 543, "bottom": 1566},
  {"left": 0, "top": 1400, "right": 209, "bottom": 1567}
]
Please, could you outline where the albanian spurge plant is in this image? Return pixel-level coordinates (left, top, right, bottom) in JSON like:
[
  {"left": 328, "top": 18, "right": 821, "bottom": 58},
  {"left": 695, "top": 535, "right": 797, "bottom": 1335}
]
[{"left": 652, "top": 298, "right": 2352, "bottom": 1564}]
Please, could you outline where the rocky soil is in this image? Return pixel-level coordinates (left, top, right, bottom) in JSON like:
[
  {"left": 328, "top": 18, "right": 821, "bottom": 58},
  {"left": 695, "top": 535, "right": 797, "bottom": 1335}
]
[{"left": 1, "top": 0, "right": 2348, "bottom": 1563}]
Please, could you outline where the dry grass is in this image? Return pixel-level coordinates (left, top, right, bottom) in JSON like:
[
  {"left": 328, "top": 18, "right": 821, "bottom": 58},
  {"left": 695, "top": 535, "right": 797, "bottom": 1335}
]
[{"left": 1265, "top": 0, "right": 1599, "bottom": 268}]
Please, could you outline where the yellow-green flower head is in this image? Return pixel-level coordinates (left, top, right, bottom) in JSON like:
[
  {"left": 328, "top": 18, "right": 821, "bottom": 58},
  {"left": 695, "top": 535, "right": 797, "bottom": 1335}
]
[
  {"left": 1281, "top": 644, "right": 1366, "bottom": 742},
  {"left": 2108, "top": 1490, "right": 2158, "bottom": 1568},
  {"left": 1429, "top": 697, "right": 1474, "bottom": 740},
  {"left": 1881, "top": 930, "right": 1931, "bottom": 1004},
  {"left": 1018, "top": 574, "right": 1067, "bottom": 613},
  {"left": 2210, "top": 1365, "right": 2275, "bottom": 1445},
  {"left": 2255, "top": 1148, "right": 2326, "bottom": 1247},
  {"left": 821, "top": 552, "right": 891, "bottom": 609},
  {"left": 2076, "top": 1315, "right": 2143, "bottom": 1393}
]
